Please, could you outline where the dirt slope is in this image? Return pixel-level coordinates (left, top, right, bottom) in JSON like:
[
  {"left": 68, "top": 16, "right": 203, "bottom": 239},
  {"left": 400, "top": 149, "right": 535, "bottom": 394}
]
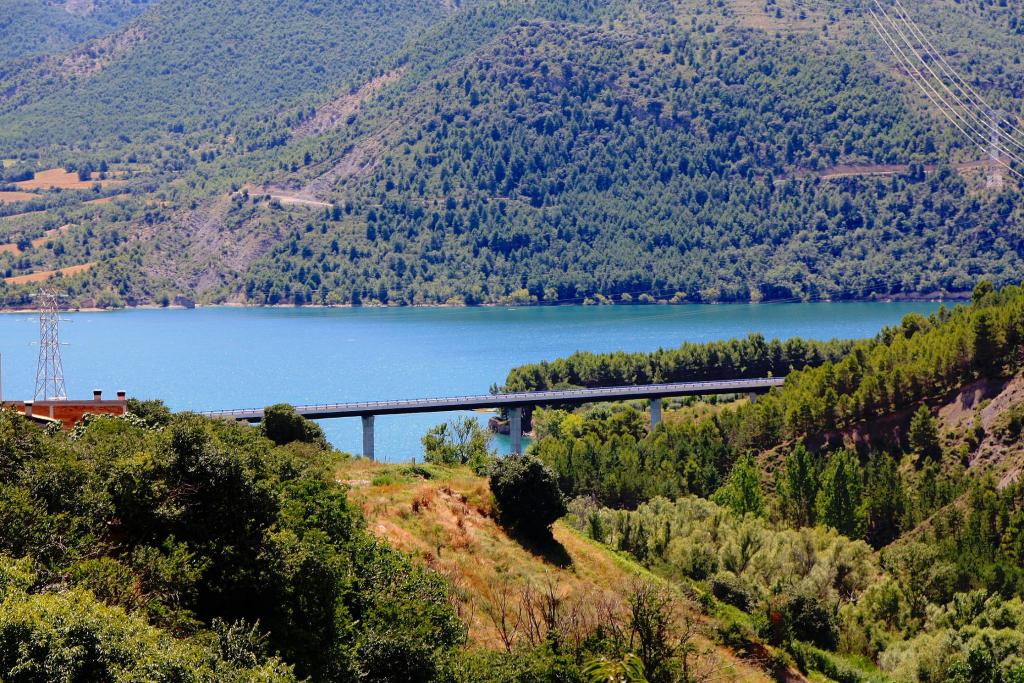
[{"left": 337, "top": 459, "right": 782, "bottom": 681}]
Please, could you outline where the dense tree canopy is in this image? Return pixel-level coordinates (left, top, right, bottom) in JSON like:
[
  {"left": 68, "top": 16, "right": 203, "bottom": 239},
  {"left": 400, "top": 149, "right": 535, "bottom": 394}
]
[{"left": 0, "top": 407, "right": 465, "bottom": 681}]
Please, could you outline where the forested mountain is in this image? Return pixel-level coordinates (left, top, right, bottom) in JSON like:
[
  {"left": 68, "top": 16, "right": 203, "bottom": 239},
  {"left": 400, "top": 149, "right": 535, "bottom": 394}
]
[
  {"left": 0, "top": 0, "right": 158, "bottom": 62},
  {"left": 0, "top": 0, "right": 1022, "bottom": 308},
  {"left": 0, "top": 0, "right": 463, "bottom": 147}
]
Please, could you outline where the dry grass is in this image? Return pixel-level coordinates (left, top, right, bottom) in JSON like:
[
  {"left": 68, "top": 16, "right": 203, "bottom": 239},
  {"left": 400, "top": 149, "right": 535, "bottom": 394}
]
[
  {"left": 0, "top": 192, "right": 38, "bottom": 205},
  {"left": 337, "top": 459, "right": 772, "bottom": 679},
  {"left": 15, "top": 168, "right": 124, "bottom": 191},
  {"left": 4, "top": 262, "right": 94, "bottom": 285}
]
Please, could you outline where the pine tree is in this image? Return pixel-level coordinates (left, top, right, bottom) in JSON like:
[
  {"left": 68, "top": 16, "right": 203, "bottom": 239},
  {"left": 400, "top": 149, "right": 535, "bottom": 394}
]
[
  {"left": 712, "top": 454, "right": 764, "bottom": 517},
  {"left": 861, "top": 454, "right": 905, "bottom": 549},
  {"left": 908, "top": 405, "right": 941, "bottom": 461},
  {"left": 815, "top": 450, "right": 863, "bottom": 538},
  {"left": 972, "top": 310, "right": 1003, "bottom": 377},
  {"left": 777, "top": 443, "right": 819, "bottom": 528}
]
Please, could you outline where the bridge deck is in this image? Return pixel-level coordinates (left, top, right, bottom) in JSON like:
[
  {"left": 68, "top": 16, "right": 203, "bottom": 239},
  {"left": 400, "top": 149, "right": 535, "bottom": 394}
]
[{"left": 200, "top": 377, "right": 784, "bottom": 423}]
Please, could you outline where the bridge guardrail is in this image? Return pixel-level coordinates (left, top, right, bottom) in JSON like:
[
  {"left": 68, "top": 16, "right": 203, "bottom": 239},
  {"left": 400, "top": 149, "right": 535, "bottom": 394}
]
[{"left": 198, "top": 377, "right": 784, "bottom": 421}]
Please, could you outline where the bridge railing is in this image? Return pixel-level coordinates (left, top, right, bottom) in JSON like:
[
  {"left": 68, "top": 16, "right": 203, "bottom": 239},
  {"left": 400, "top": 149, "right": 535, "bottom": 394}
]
[{"left": 198, "top": 377, "right": 784, "bottom": 421}]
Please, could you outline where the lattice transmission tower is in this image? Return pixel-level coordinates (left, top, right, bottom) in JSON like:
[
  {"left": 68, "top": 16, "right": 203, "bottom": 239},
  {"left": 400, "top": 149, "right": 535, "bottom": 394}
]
[{"left": 33, "top": 289, "right": 67, "bottom": 401}]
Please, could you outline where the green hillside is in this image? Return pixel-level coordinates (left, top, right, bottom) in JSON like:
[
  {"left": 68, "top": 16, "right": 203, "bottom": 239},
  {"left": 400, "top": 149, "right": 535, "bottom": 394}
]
[
  {"left": 0, "top": 0, "right": 464, "bottom": 149},
  {"left": 0, "top": 0, "right": 158, "bottom": 62},
  {"left": 238, "top": 0, "right": 1023, "bottom": 305},
  {"left": 509, "top": 282, "right": 1024, "bottom": 681}
]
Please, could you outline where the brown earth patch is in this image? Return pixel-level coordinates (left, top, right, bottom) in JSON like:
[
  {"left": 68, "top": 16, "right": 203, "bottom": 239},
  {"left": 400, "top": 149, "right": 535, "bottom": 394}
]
[
  {"left": 955, "top": 375, "right": 1024, "bottom": 484},
  {"left": 5, "top": 262, "right": 94, "bottom": 285},
  {"left": 54, "top": 26, "right": 144, "bottom": 80},
  {"left": 339, "top": 461, "right": 774, "bottom": 680},
  {"left": 0, "top": 192, "right": 38, "bottom": 205},
  {"left": 15, "top": 168, "right": 122, "bottom": 191},
  {"left": 794, "top": 374, "right": 1024, "bottom": 489},
  {"left": 136, "top": 194, "right": 273, "bottom": 296},
  {"left": 304, "top": 127, "right": 392, "bottom": 197},
  {"left": 728, "top": 0, "right": 823, "bottom": 32}
]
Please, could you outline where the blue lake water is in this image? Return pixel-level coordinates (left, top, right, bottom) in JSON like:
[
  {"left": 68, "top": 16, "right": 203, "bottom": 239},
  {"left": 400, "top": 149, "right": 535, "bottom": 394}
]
[{"left": 0, "top": 302, "right": 944, "bottom": 460}]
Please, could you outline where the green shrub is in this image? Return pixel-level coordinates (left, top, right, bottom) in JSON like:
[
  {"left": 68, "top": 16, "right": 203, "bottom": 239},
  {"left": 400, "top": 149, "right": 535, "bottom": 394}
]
[
  {"left": 422, "top": 418, "right": 495, "bottom": 474},
  {"left": 261, "top": 403, "right": 329, "bottom": 449},
  {"left": 0, "top": 580, "right": 298, "bottom": 682},
  {"left": 488, "top": 455, "right": 566, "bottom": 538},
  {"left": 781, "top": 590, "right": 840, "bottom": 650},
  {"left": 710, "top": 571, "right": 757, "bottom": 612}
]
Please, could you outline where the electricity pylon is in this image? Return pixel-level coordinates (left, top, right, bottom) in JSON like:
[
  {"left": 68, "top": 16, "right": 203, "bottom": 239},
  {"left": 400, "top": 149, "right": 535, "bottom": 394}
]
[{"left": 33, "top": 289, "right": 67, "bottom": 401}]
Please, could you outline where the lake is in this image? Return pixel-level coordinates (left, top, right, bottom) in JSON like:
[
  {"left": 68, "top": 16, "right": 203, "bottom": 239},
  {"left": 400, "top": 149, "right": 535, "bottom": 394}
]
[{"left": 0, "top": 302, "right": 944, "bottom": 460}]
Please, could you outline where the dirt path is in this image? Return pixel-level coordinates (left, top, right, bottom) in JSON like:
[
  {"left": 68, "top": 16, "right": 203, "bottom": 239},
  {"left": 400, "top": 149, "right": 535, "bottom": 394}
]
[
  {"left": 268, "top": 191, "right": 333, "bottom": 208},
  {"left": 780, "top": 158, "right": 989, "bottom": 181}
]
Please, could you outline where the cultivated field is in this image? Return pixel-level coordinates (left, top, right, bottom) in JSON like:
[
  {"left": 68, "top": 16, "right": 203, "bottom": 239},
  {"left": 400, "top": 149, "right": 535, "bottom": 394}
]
[
  {"left": 4, "top": 262, "right": 94, "bottom": 285},
  {"left": 0, "top": 191, "right": 39, "bottom": 204},
  {"left": 15, "top": 168, "right": 123, "bottom": 191}
]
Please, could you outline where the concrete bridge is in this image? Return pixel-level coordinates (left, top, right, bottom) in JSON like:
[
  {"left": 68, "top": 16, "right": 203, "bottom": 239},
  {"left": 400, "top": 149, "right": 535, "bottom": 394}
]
[{"left": 201, "top": 377, "right": 784, "bottom": 459}]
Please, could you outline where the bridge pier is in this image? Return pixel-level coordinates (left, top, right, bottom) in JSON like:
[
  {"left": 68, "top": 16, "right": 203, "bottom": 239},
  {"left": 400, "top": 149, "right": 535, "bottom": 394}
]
[
  {"left": 361, "top": 415, "right": 375, "bottom": 461},
  {"left": 650, "top": 398, "right": 662, "bottom": 430},
  {"left": 748, "top": 392, "right": 757, "bottom": 404},
  {"left": 509, "top": 407, "right": 523, "bottom": 455}
]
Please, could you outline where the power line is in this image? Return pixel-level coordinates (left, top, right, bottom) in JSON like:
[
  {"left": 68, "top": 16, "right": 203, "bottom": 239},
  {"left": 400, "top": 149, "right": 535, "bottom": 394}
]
[
  {"left": 883, "top": 0, "right": 1023, "bottom": 187},
  {"left": 887, "top": 0, "right": 1024, "bottom": 145},
  {"left": 873, "top": 4, "right": 1022, "bottom": 169},
  {"left": 867, "top": 8, "right": 1024, "bottom": 182},
  {"left": 875, "top": 0, "right": 1024, "bottom": 164}
]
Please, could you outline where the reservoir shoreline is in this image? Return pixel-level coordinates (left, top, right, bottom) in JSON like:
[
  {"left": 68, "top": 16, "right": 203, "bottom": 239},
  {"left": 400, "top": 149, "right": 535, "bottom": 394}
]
[
  {"left": 0, "top": 302, "right": 944, "bottom": 459},
  {"left": 0, "top": 292, "right": 971, "bottom": 315}
]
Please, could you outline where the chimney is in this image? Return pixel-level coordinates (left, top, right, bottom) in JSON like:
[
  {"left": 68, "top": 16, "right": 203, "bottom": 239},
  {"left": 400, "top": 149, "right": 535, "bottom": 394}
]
[
  {"left": 93, "top": 390, "right": 103, "bottom": 402},
  {"left": 24, "top": 401, "right": 33, "bottom": 417},
  {"left": 116, "top": 391, "right": 126, "bottom": 402}
]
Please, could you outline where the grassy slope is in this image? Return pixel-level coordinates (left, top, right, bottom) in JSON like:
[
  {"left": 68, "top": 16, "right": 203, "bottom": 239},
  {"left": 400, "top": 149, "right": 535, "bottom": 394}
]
[{"left": 336, "top": 458, "right": 778, "bottom": 680}]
